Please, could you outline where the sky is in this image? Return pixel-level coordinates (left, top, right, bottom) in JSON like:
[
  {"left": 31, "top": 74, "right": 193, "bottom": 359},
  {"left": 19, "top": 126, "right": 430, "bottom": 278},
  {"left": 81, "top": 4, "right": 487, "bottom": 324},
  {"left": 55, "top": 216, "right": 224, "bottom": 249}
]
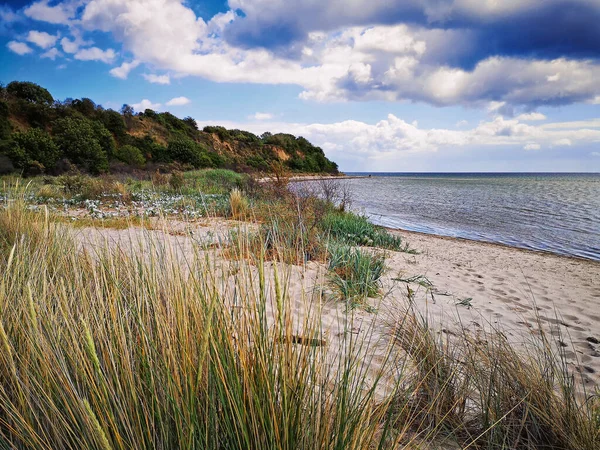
[{"left": 1, "top": 0, "right": 600, "bottom": 172}]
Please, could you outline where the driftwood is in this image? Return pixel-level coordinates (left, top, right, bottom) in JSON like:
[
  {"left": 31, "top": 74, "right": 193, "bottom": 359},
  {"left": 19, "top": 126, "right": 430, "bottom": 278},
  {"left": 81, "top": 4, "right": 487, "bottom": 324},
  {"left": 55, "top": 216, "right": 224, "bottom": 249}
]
[{"left": 277, "top": 335, "right": 327, "bottom": 347}]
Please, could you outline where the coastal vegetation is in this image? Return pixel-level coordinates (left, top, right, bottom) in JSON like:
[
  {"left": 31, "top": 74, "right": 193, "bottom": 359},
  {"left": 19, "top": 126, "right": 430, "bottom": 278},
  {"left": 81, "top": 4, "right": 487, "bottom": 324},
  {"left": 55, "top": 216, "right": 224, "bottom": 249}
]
[
  {"left": 1, "top": 171, "right": 599, "bottom": 449},
  {"left": 0, "top": 81, "right": 339, "bottom": 176}
]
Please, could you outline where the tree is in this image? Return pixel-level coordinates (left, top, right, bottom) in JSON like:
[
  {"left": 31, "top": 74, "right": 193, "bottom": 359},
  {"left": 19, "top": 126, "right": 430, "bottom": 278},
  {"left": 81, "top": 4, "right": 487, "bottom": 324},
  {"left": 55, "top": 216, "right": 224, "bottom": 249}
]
[
  {"left": 91, "top": 121, "right": 116, "bottom": 159},
  {"left": 6, "top": 81, "right": 54, "bottom": 105},
  {"left": 183, "top": 116, "right": 198, "bottom": 130},
  {"left": 115, "top": 145, "right": 145, "bottom": 166},
  {"left": 99, "top": 109, "right": 126, "bottom": 136},
  {"left": 121, "top": 104, "right": 134, "bottom": 128},
  {"left": 71, "top": 98, "right": 97, "bottom": 117},
  {"left": 0, "top": 101, "right": 11, "bottom": 140},
  {"left": 52, "top": 117, "right": 109, "bottom": 174},
  {"left": 121, "top": 104, "right": 134, "bottom": 116},
  {"left": 8, "top": 128, "right": 60, "bottom": 173}
]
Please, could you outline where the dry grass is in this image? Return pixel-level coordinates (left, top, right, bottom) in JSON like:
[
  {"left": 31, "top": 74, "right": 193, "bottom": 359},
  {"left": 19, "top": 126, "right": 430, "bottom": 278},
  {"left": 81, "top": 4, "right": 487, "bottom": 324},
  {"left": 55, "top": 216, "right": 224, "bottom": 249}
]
[
  {"left": 229, "top": 188, "right": 249, "bottom": 220},
  {"left": 1, "top": 190, "right": 599, "bottom": 449}
]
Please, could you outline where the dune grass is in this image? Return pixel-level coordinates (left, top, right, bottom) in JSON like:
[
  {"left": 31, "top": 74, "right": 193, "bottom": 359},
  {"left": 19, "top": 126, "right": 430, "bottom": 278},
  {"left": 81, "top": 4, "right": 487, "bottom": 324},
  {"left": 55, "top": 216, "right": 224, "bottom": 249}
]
[
  {"left": 320, "top": 211, "right": 415, "bottom": 252},
  {"left": 327, "top": 244, "right": 386, "bottom": 306},
  {"left": 1, "top": 190, "right": 600, "bottom": 449}
]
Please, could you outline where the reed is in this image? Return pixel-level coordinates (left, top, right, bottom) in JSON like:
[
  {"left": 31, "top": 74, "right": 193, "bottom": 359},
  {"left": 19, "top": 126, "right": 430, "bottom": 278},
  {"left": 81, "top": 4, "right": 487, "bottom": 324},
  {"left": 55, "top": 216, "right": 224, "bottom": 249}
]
[{"left": 0, "top": 189, "right": 599, "bottom": 449}]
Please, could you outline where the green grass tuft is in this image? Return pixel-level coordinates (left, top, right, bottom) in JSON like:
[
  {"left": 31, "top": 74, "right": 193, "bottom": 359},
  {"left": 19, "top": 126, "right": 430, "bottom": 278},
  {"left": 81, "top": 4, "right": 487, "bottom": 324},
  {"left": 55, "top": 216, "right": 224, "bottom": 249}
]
[
  {"left": 320, "top": 211, "right": 415, "bottom": 252},
  {"left": 327, "top": 244, "right": 386, "bottom": 305}
]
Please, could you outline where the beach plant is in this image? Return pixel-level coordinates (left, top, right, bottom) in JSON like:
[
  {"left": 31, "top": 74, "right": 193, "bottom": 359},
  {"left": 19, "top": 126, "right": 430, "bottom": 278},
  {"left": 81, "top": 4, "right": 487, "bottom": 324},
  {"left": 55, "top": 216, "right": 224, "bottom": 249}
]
[
  {"left": 0, "top": 196, "right": 408, "bottom": 450},
  {"left": 320, "top": 211, "right": 414, "bottom": 252},
  {"left": 327, "top": 244, "right": 386, "bottom": 305},
  {"left": 229, "top": 187, "right": 249, "bottom": 220}
]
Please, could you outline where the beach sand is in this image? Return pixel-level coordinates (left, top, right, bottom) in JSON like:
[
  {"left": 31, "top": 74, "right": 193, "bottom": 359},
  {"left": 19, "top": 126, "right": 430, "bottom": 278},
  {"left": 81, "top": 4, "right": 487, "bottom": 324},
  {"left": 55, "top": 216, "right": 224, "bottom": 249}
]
[
  {"left": 383, "top": 229, "right": 600, "bottom": 384},
  {"left": 74, "top": 219, "right": 600, "bottom": 388}
]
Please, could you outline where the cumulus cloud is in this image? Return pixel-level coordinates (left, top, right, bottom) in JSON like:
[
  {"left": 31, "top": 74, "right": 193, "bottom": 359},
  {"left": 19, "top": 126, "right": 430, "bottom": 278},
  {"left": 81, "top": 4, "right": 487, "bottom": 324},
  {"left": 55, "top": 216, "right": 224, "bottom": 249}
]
[
  {"left": 0, "top": 4, "right": 20, "bottom": 33},
  {"left": 24, "top": 0, "right": 78, "bottom": 25},
  {"left": 250, "top": 112, "right": 274, "bottom": 120},
  {"left": 109, "top": 60, "right": 140, "bottom": 79},
  {"left": 26, "top": 30, "right": 59, "bottom": 49},
  {"left": 132, "top": 99, "right": 161, "bottom": 112},
  {"left": 524, "top": 143, "right": 541, "bottom": 151},
  {"left": 517, "top": 112, "right": 547, "bottom": 121},
  {"left": 15, "top": 0, "right": 600, "bottom": 109},
  {"left": 74, "top": 47, "right": 116, "bottom": 63},
  {"left": 7, "top": 41, "right": 33, "bottom": 55},
  {"left": 225, "top": 0, "right": 600, "bottom": 65},
  {"left": 166, "top": 96, "right": 191, "bottom": 106},
  {"left": 553, "top": 138, "right": 573, "bottom": 147},
  {"left": 143, "top": 74, "right": 171, "bottom": 85},
  {"left": 41, "top": 47, "right": 62, "bottom": 60}
]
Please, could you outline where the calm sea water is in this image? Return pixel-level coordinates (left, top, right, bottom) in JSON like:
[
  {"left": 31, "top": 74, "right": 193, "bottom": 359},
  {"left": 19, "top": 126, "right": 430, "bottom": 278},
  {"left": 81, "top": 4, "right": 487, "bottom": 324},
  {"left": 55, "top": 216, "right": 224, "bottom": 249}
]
[{"left": 343, "top": 173, "right": 600, "bottom": 261}]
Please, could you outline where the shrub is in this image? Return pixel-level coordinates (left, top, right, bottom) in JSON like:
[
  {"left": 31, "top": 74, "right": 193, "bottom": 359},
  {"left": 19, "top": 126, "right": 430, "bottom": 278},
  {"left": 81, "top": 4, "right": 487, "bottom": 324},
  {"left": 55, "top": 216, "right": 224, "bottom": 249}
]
[
  {"left": 167, "top": 137, "right": 211, "bottom": 168},
  {"left": 185, "top": 169, "right": 248, "bottom": 194},
  {"left": 151, "top": 169, "right": 169, "bottom": 186},
  {"left": 8, "top": 128, "right": 60, "bottom": 173},
  {"left": 115, "top": 145, "right": 145, "bottom": 166},
  {"left": 169, "top": 170, "right": 184, "bottom": 190}
]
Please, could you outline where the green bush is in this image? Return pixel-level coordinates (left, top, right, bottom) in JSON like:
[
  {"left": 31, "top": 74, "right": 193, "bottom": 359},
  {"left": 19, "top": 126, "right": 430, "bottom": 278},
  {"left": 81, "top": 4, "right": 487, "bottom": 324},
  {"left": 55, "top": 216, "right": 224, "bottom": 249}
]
[
  {"left": 115, "top": 145, "right": 145, "bottom": 166},
  {"left": 52, "top": 117, "right": 110, "bottom": 174},
  {"left": 8, "top": 128, "right": 60, "bottom": 173},
  {"left": 167, "top": 137, "right": 212, "bottom": 168},
  {"left": 185, "top": 169, "right": 248, "bottom": 194}
]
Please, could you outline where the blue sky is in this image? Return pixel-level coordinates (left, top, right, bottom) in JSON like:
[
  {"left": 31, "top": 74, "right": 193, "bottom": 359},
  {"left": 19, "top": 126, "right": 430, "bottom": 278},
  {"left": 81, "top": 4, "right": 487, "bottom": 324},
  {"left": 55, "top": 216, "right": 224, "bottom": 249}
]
[{"left": 1, "top": 0, "right": 600, "bottom": 172}]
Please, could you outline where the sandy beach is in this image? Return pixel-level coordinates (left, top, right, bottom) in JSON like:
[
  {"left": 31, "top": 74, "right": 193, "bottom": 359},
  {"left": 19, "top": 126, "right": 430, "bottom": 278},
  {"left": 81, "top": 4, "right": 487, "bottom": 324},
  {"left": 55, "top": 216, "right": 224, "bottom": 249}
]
[
  {"left": 74, "top": 218, "right": 600, "bottom": 389},
  {"left": 384, "top": 229, "right": 600, "bottom": 384}
]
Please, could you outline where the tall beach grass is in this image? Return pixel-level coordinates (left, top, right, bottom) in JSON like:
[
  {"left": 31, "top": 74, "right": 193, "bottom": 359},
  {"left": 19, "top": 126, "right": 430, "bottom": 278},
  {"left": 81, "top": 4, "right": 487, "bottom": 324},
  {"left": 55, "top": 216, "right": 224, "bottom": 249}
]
[{"left": 0, "top": 191, "right": 599, "bottom": 449}]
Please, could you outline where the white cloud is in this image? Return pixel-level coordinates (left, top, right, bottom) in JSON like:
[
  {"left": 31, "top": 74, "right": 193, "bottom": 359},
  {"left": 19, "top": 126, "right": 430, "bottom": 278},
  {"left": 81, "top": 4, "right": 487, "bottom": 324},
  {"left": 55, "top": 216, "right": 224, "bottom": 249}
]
[
  {"left": 516, "top": 112, "right": 547, "bottom": 121},
  {"left": 110, "top": 60, "right": 140, "bottom": 79},
  {"left": 24, "top": 0, "right": 77, "bottom": 25},
  {"left": 143, "top": 74, "right": 171, "bottom": 85},
  {"left": 60, "top": 31, "right": 95, "bottom": 54},
  {"left": 132, "top": 99, "right": 161, "bottom": 112},
  {"left": 17, "top": 0, "right": 599, "bottom": 109},
  {"left": 197, "top": 114, "right": 600, "bottom": 169},
  {"left": 553, "top": 138, "right": 572, "bottom": 147},
  {"left": 74, "top": 47, "right": 116, "bottom": 63},
  {"left": 41, "top": 48, "right": 62, "bottom": 60},
  {"left": 250, "top": 112, "right": 274, "bottom": 120},
  {"left": 0, "top": 5, "right": 19, "bottom": 23},
  {"left": 456, "top": 120, "right": 469, "bottom": 127},
  {"left": 166, "top": 96, "right": 191, "bottom": 106},
  {"left": 7, "top": 41, "right": 33, "bottom": 55},
  {"left": 591, "top": 152, "right": 600, "bottom": 157},
  {"left": 26, "top": 30, "right": 59, "bottom": 49}
]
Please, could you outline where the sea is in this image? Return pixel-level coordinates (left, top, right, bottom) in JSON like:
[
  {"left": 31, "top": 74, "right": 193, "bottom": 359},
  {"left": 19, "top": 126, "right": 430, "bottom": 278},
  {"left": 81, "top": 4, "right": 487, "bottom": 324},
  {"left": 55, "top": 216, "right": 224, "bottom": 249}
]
[{"left": 342, "top": 173, "right": 600, "bottom": 262}]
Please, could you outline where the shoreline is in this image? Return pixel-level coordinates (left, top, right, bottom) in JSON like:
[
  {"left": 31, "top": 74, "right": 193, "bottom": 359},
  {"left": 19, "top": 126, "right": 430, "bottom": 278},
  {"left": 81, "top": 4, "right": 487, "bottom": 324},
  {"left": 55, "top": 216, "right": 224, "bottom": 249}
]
[{"left": 384, "top": 225, "right": 600, "bottom": 265}]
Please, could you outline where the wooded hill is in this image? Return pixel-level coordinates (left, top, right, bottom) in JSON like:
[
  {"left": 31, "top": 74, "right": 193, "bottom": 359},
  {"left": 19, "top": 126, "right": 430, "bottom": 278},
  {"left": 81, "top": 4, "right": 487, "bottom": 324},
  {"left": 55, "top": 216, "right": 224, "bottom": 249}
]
[{"left": 0, "top": 81, "right": 339, "bottom": 176}]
